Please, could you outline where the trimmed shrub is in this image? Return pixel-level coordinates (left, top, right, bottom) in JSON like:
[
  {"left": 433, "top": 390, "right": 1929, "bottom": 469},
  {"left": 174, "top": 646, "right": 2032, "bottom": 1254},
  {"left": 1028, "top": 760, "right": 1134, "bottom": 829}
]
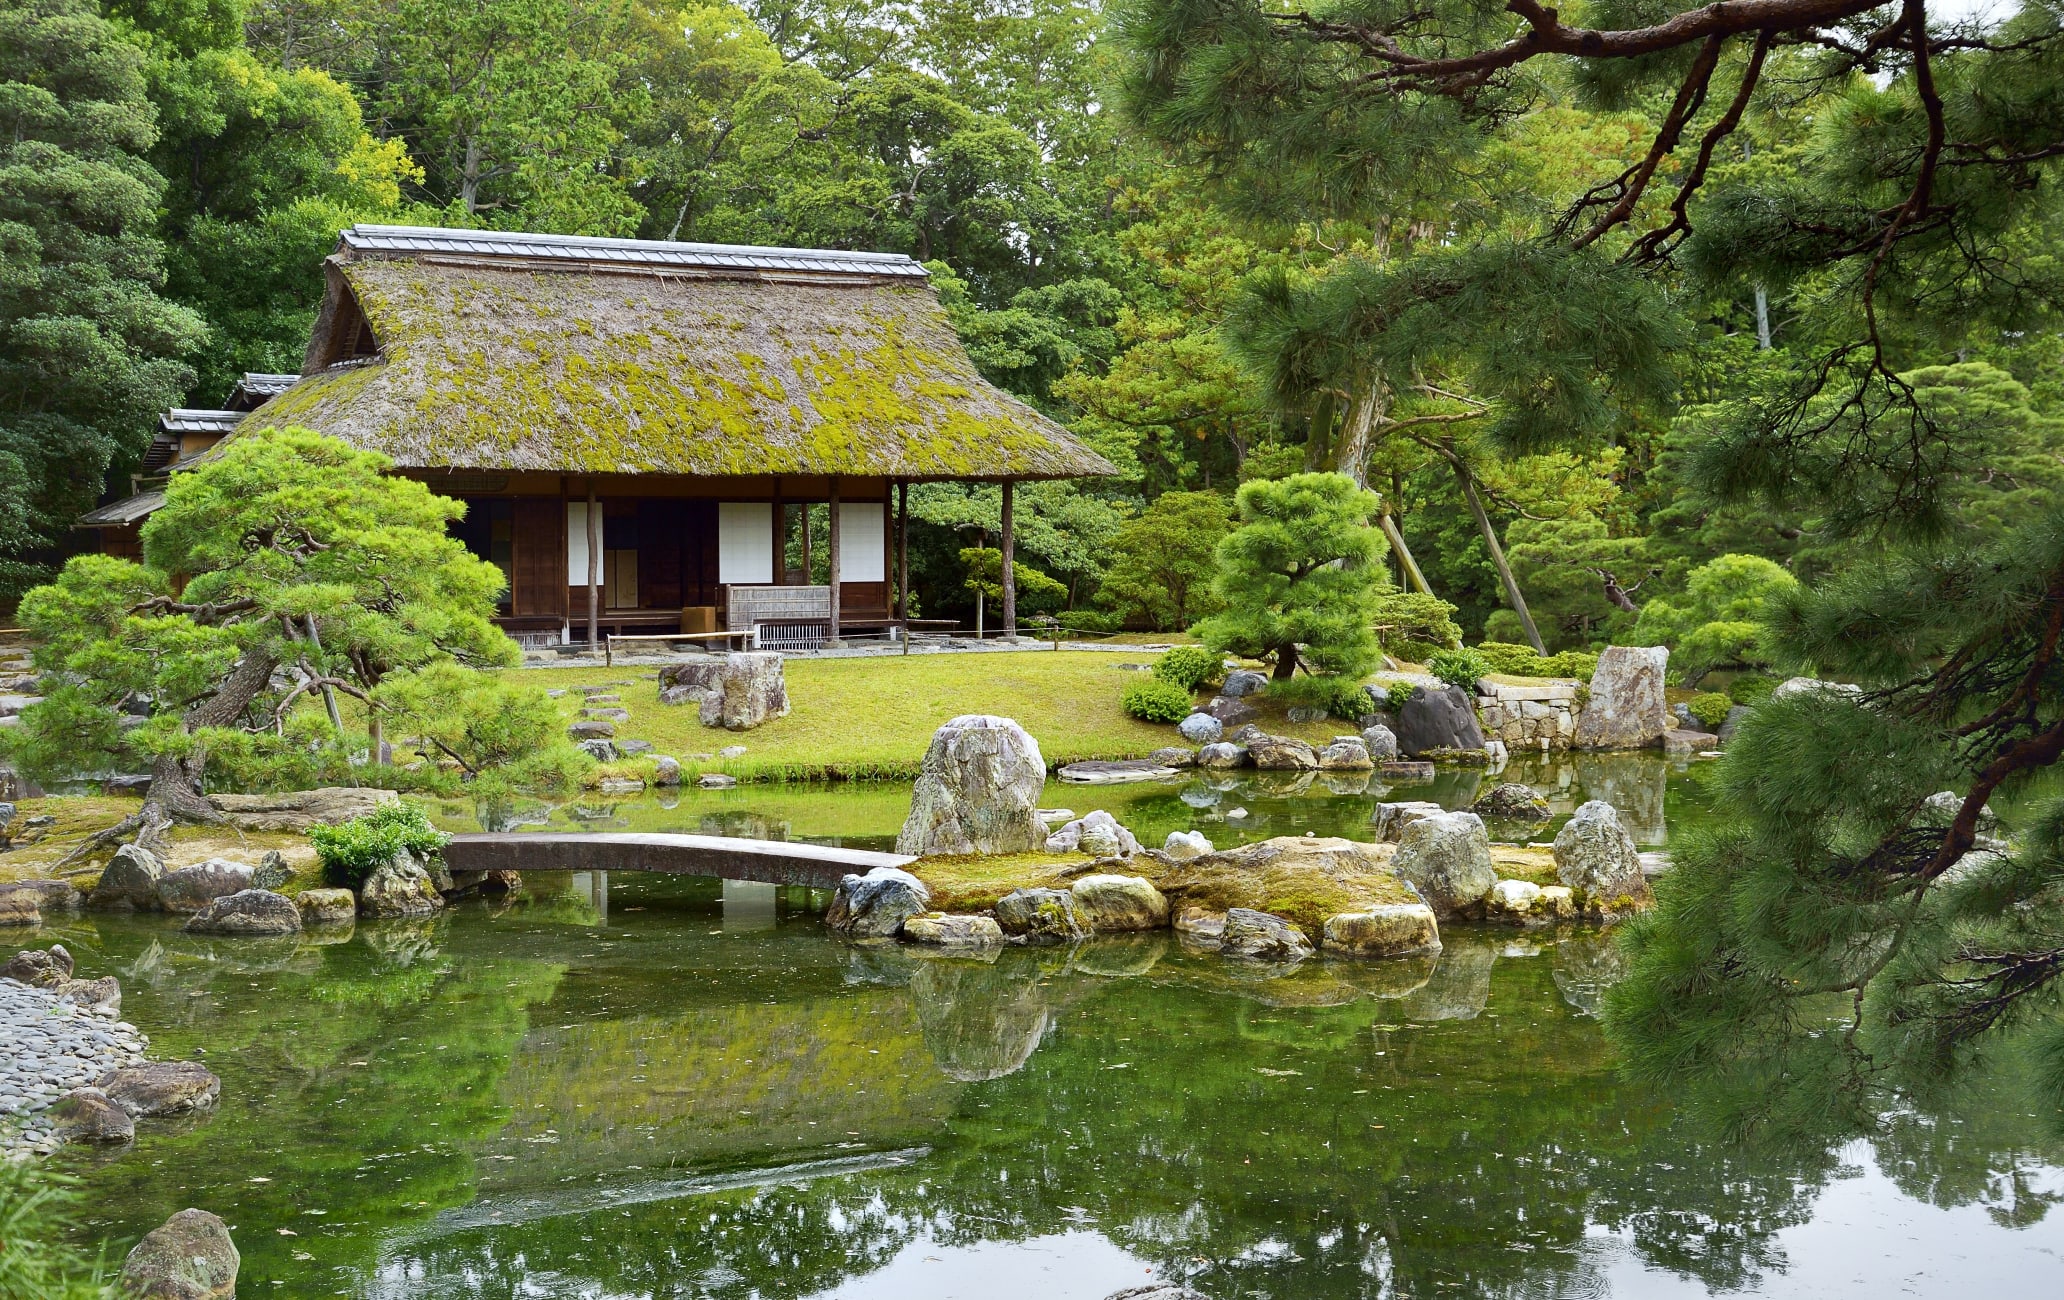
[
  {"left": 1543, "top": 649, "right": 1600, "bottom": 680},
  {"left": 1122, "top": 676, "right": 1195, "bottom": 723},
  {"left": 1372, "top": 590, "right": 1464, "bottom": 662},
  {"left": 1385, "top": 680, "right": 1417, "bottom": 711},
  {"left": 1267, "top": 675, "right": 1376, "bottom": 721},
  {"left": 1427, "top": 648, "right": 1493, "bottom": 691},
  {"left": 311, "top": 801, "right": 450, "bottom": 889},
  {"left": 1728, "top": 673, "right": 1776, "bottom": 705},
  {"left": 1058, "top": 609, "right": 1124, "bottom": 634},
  {"left": 1687, "top": 692, "right": 1734, "bottom": 728},
  {"left": 1152, "top": 645, "right": 1224, "bottom": 692},
  {"left": 1474, "top": 641, "right": 1547, "bottom": 675}
]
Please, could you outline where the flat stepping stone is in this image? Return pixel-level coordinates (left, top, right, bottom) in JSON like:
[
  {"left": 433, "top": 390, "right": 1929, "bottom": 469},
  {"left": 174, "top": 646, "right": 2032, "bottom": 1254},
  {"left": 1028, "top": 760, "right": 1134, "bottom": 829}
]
[
  {"left": 1057, "top": 760, "right": 1180, "bottom": 784},
  {"left": 1376, "top": 761, "right": 1436, "bottom": 781}
]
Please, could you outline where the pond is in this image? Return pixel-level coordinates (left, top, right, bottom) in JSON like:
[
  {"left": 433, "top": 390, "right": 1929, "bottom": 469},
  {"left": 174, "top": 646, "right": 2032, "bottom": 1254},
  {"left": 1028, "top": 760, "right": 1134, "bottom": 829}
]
[{"left": 41, "top": 758, "right": 2064, "bottom": 1298}]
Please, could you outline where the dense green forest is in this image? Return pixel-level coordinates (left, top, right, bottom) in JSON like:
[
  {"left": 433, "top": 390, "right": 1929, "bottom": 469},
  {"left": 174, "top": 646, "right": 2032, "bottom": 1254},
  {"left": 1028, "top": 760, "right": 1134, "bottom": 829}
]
[{"left": 11, "top": 0, "right": 2055, "bottom": 641}]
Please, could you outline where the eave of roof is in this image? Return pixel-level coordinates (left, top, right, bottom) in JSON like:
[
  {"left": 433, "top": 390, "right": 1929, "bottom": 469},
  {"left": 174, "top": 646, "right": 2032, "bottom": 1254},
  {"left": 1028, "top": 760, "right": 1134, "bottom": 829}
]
[
  {"left": 79, "top": 488, "right": 166, "bottom": 527},
  {"left": 339, "top": 224, "right": 929, "bottom": 281}
]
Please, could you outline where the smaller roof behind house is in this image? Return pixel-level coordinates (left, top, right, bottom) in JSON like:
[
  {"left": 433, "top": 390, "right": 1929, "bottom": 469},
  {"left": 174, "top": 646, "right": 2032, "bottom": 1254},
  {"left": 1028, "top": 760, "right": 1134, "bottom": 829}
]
[
  {"left": 142, "top": 409, "right": 246, "bottom": 472},
  {"left": 79, "top": 488, "right": 166, "bottom": 528},
  {"left": 225, "top": 373, "right": 299, "bottom": 409}
]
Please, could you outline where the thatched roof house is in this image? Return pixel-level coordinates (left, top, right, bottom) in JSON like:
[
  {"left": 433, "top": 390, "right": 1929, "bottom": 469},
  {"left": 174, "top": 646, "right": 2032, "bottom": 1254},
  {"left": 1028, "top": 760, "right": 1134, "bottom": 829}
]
[{"left": 88, "top": 226, "right": 1114, "bottom": 645}]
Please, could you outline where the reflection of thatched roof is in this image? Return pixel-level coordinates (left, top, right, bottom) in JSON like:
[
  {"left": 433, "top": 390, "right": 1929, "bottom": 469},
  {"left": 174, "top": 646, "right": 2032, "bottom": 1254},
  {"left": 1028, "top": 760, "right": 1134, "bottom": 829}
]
[{"left": 232, "top": 225, "right": 1115, "bottom": 481}]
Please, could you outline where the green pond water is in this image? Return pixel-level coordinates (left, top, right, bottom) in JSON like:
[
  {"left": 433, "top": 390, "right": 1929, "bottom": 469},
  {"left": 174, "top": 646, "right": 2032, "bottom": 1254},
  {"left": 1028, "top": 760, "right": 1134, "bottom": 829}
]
[{"left": 41, "top": 758, "right": 2064, "bottom": 1298}]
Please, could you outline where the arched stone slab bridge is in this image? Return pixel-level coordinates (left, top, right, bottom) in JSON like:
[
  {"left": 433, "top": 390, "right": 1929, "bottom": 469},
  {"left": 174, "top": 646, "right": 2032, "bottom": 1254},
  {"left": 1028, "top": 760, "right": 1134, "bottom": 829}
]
[{"left": 443, "top": 833, "right": 915, "bottom": 891}]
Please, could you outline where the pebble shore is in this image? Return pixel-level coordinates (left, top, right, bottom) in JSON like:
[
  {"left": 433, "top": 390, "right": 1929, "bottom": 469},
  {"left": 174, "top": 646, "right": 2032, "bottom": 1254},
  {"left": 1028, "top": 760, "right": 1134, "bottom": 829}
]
[{"left": 0, "top": 979, "right": 150, "bottom": 1157}]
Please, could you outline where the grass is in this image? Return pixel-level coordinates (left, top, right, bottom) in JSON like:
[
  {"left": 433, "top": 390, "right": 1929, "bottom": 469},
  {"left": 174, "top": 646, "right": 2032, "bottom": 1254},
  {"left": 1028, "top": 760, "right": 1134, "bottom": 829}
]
[
  {"left": 0, "top": 796, "right": 317, "bottom": 886},
  {"left": 532, "top": 650, "right": 1356, "bottom": 783}
]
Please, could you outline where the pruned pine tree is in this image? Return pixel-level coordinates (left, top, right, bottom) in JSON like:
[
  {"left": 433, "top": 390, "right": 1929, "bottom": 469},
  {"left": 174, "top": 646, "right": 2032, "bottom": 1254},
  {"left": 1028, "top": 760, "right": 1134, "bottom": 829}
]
[{"left": 1118, "top": 0, "right": 2064, "bottom": 1097}]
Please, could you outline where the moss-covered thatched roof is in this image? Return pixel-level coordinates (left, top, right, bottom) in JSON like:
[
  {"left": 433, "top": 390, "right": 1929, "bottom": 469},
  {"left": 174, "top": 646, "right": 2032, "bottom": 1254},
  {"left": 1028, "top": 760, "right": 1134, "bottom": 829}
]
[{"left": 231, "top": 229, "right": 1116, "bottom": 481}]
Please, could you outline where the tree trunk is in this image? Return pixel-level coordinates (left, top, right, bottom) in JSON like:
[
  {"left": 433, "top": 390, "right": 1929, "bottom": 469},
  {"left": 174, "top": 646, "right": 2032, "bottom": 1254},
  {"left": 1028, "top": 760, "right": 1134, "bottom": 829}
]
[
  {"left": 462, "top": 135, "right": 483, "bottom": 214},
  {"left": 1458, "top": 469, "right": 1546, "bottom": 654},
  {"left": 1378, "top": 513, "right": 1436, "bottom": 598},
  {"left": 1272, "top": 642, "right": 1300, "bottom": 680},
  {"left": 1333, "top": 384, "right": 1385, "bottom": 488},
  {"left": 146, "top": 647, "right": 281, "bottom": 821}
]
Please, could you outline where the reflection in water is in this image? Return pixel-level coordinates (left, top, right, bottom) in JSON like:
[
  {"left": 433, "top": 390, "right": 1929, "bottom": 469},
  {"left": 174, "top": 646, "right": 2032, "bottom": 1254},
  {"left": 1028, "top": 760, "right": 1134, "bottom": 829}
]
[{"left": 44, "top": 872, "right": 2064, "bottom": 1300}]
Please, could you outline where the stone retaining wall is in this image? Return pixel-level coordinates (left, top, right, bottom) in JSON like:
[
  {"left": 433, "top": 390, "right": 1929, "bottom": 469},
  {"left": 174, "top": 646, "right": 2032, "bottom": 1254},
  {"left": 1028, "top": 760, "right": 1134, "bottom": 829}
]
[{"left": 1473, "top": 680, "right": 1583, "bottom": 752}]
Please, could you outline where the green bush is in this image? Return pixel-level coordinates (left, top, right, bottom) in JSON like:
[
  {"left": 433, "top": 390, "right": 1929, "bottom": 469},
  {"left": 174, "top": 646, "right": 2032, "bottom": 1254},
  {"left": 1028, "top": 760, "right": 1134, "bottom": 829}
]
[
  {"left": 1728, "top": 673, "right": 1777, "bottom": 705},
  {"left": 1474, "top": 641, "right": 1547, "bottom": 675},
  {"left": 310, "top": 801, "right": 450, "bottom": 889},
  {"left": 1152, "top": 645, "right": 1224, "bottom": 691},
  {"left": 1372, "top": 590, "right": 1463, "bottom": 661},
  {"left": 1427, "top": 648, "right": 1493, "bottom": 691},
  {"left": 1385, "top": 680, "right": 1417, "bottom": 711},
  {"left": 1688, "top": 692, "right": 1734, "bottom": 728},
  {"left": 1121, "top": 675, "right": 1195, "bottom": 723},
  {"left": 1267, "top": 675, "right": 1375, "bottom": 720},
  {"left": 1057, "top": 609, "right": 1124, "bottom": 634},
  {"left": 1544, "top": 649, "right": 1600, "bottom": 680}
]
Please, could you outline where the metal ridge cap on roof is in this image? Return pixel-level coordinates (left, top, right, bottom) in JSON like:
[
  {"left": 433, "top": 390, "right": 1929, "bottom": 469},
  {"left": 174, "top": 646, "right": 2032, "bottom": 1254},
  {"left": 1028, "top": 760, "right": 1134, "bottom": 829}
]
[
  {"left": 160, "top": 408, "right": 246, "bottom": 428},
  {"left": 339, "top": 224, "right": 929, "bottom": 277}
]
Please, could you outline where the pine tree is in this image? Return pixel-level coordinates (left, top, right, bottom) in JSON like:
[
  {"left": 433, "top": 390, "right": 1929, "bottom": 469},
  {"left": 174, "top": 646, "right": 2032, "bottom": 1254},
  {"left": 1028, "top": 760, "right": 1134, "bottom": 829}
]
[{"left": 0, "top": 0, "right": 206, "bottom": 601}]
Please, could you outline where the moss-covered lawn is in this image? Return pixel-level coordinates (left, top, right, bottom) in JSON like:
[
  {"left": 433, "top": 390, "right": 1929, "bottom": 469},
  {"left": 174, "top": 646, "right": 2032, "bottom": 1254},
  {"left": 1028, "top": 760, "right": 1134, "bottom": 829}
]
[
  {"left": 0, "top": 796, "right": 316, "bottom": 887},
  {"left": 536, "top": 650, "right": 1354, "bottom": 783}
]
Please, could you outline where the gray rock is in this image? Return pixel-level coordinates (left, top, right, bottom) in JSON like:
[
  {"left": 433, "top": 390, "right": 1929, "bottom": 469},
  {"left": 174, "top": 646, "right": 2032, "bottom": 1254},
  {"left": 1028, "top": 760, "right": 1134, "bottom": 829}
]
[
  {"left": 1316, "top": 737, "right": 1374, "bottom": 770},
  {"left": 296, "top": 888, "right": 357, "bottom": 925},
  {"left": 994, "top": 887, "right": 1084, "bottom": 943},
  {"left": 577, "top": 738, "right": 619, "bottom": 763},
  {"left": 96, "top": 1061, "right": 221, "bottom": 1116},
  {"left": 1323, "top": 904, "right": 1442, "bottom": 958},
  {"left": 826, "top": 867, "right": 932, "bottom": 938},
  {"left": 1148, "top": 746, "right": 1196, "bottom": 768},
  {"left": 89, "top": 843, "right": 165, "bottom": 911},
  {"left": 1195, "top": 742, "right": 1245, "bottom": 769},
  {"left": 895, "top": 715, "right": 1049, "bottom": 856},
  {"left": 1922, "top": 789, "right": 2001, "bottom": 836},
  {"left": 1573, "top": 646, "right": 1671, "bottom": 750},
  {"left": 1, "top": 944, "right": 72, "bottom": 987},
  {"left": 1285, "top": 705, "right": 1328, "bottom": 724},
  {"left": 0, "top": 879, "right": 80, "bottom": 913},
  {"left": 618, "top": 738, "right": 654, "bottom": 755},
  {"left": 1662, "top": 727, "right": 1719, "bottom": 756},
  {"left": 567, "top": 719, "right": 617, "bottom": 740},
  {"left": 1392, "top": 811, "right": 1497, "bottom": 917},
  {"left": 358, "top": 851, "right": 445, "bottom": 919},
  {"left": 718, "top": 744, "right": 749, "bottom": 758},
  {"left": 155, "top": 860, "right": 255, "bottom": 915},
  {"left": 1370, "top": 800, "right": 1445, "bottom": 842},
  {"left": 697, "top": 773, "right": 738, "bottom": 789},
  {"left": 580, "top": 706, "right": 631, "bottom": 722},
  {"left": 676, "top": 652, "right": 790, "bottom": 730},
  {"left": 185, "top": 889, "right": 303, "bottom": 937},
  {"left": 1220, "top": 669, "right": 1268, "bottom": 698},
  {"left": 1471, "top": 782, "right": 1550, "bottom": 821},
  {"left": 1553, "top": 799, "right": 1653, "bottom": 917},
  {"left": 1219, "top": 908, "right": 1312, "bottom": 961},
  {"left": 1069, "top": 874, "right": 1169, "bottom": 932},
  {"left": 0, "top": 890, "right": 36, "bottom": 927},
  {"left": 1247, "top": 734, "right": 1318, "bottom": 770},
  {"left": 899, "top": 912, "right": 1004, "bottom": 947},
  {"left": 1177, "top": 712, "right": 1223, "bottom": 744},
  {"left": 51, "top": 1087, "right": 133, "bottom": 1143},
  {"left": 1772, "top": 675, "right": 1863, "bottom": 701},
  {"left": 1202, "top": 695, "right": 1259, "bottom": 726},
  {"left": 1395, "top": 684, "right": 1486, "bottom": 756},
  {"left": 1045, "top": 809, "right": 1140, "bottom": 857},
  {"left": 652, "top": 756, "right": 682, "bottom": 786},
  {"left": 1360, "top": 724, "right": 1399, "bottom": 761},
  {"left": 1162, "top": 830, "right": 1212, "bottom": 860},
  {"left": 252, "top": 850, "right": 294, "bottom": 891},
  {"left": 54, "top": 975, "right": 121, "bottom": 1015},
  {"left": 1717, "top": 704, "right": 1753, "bottom": 743},
  {"left": 117, "top": 1208, "right": 238, "bottom": 1300}
]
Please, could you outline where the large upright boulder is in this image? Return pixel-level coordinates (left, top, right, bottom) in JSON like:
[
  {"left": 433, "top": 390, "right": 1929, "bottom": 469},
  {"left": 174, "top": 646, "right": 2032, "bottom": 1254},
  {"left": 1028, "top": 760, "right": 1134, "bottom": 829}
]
[
  {"left": 117, "top": 1208, "right": 238, "bottom": 1300},
  {"left": 89, "top": 843, "right": 165, "bottom": 911},
  {"left": 358, "top": 850, "right": 445, "bottom": 919},
  {"left": 1553, "top": 799, "right": 1653, "bottom": 917},
  {"left": 895, "top": 715, "right": 1049, "bottom": 856},
  {"left": 1395, "top": 684, "right": 1485, "bottom": 756},
  {"left": 1391, "top": 811, "right": 1496, "bottom": 918},
  {"left": 1572, "top": 646, "right": 1670, "bottom": 750},
  {"left": 662, "top": 653, "right": 790, "bottom": 730}
]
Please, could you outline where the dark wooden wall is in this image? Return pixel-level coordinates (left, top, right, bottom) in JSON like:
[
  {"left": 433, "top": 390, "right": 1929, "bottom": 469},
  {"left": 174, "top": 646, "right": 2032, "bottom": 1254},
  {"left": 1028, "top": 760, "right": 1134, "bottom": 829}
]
[{"left": 511, "top": 498, "right": 566, "bottom": 618}]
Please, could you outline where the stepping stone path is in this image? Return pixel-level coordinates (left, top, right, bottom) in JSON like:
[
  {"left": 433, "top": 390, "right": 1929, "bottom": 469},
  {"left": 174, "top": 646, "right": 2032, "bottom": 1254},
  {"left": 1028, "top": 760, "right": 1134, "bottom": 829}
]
[{"left": 0, "top": 974, "right": 151, "bottom": 1156}]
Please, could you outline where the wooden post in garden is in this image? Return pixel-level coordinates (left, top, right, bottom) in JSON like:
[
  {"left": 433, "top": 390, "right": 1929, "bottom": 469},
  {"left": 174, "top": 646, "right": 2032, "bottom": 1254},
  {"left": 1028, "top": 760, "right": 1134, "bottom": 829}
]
[
  {"left": 585, "top": 481, "right": 600, "bottom": 651},
  {"left": 1457, "top": 471, "right": 1546, "bottom": 654},
  {"left": 800, "top": 501, "right": 812, "bottom": 581},
  {"left": 1000, "top": 478, "right": 1017, "bottom": 641},
  {"left": 825, "top": 475, "right": 842, "bottom": 647}
]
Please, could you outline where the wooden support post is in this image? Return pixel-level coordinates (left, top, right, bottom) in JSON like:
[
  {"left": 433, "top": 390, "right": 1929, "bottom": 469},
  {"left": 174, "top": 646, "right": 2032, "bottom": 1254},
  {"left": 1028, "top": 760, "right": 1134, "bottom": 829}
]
[
  {"left": 825, "top": 476, "right": 842, "bottom": 647},
  {"left": 800, "top": 501, "right": 812, "bottom": 583},
  {"left": 1458, "top": 471, "right": 1545, "bottom": 654},
  {"left": 896, "top": 480, "right": 909, "bottom": 634},
  {"left": 771, "top": 479, "right": 783, "bottom": 586},
  {"left": 1000, "top": 478, "right": 1017, "bottom": 640},
  {"left": 585, "top": 482, "right": 600, "bottom": 651},
  {"left": 1378, "top": 512, "right": 1435, "bottom": 599}
]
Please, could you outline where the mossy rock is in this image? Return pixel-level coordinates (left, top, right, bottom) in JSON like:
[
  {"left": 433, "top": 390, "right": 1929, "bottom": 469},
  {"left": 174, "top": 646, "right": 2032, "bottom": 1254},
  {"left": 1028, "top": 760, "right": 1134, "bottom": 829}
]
[
  {"left": 910, "top": 852, "right": 1082, "bottom": 913},
  {"left": 1149, "top": 837, "right": 1416, "bottom": 937}
]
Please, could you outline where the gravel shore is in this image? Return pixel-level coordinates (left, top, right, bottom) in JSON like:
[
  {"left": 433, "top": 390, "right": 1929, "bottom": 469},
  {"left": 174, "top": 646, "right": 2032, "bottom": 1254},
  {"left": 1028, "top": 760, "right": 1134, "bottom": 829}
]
[{"left": 0, "top": 978, "right": 151, "bottom": 1157}]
